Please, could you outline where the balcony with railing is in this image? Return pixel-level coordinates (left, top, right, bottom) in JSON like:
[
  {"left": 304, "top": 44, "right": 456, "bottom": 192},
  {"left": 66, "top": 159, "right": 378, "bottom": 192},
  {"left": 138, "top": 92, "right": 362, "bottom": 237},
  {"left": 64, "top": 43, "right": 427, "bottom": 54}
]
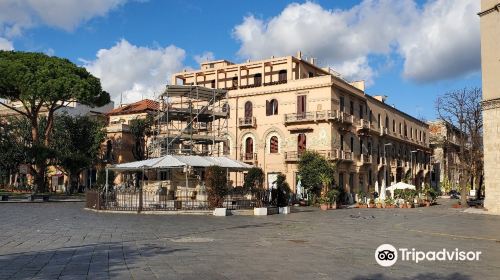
[
  {"left": 359, "top": 154, "right": 373, "bottom": 165},
  {"left": 238, "top": 117, "right": 256, "bottom": 128},
  {"left": 284, "top": 149, "right": 340, "bottom": 162},
  {"left": 357, "top": 119, "right": 371, "bottom": 132},
  {"left": 339, "top": 150, "right": 353, "bottom": 161},
  {"left": 284, "top": 112, "right": 315, "bottom": 123},
  {"left": 379, "top": 127, "right": 388, "bottom": 136},
  {"left": 240, "top": 152, "right": 258, "bottom": 164}
]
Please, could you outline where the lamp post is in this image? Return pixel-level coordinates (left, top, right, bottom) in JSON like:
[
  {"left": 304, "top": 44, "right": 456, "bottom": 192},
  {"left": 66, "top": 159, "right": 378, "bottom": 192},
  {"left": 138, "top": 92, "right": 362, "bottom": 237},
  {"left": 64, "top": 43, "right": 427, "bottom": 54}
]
[{"left": 384, "top": 143, "right": 392, "bottom": 188}]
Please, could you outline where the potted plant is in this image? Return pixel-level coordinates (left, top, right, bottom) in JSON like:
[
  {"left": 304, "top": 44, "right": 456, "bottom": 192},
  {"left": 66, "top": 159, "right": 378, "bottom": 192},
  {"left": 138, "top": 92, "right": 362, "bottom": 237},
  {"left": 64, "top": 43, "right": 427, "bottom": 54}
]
[
  {"left": 375, "top": 198, "right": 383, "bottom": 208},
  {"left": 356, "top": 190, "right": 366, "bottom": 208},
  {"left": 326, "top": 189, "right": 339, "bottom": 209},
  {"left": 244, "top": 167, "right": 267, "bottom": 216},
  {"left": 319, "top": 196, "right": 329, "bottom": 210},
  {"left": 384, "top": 197, "right": 396, "bottom": 208},
  {"left": 206, "top": 166, "right": 229, "bottom": 216},
  {"left": 368, "top": 198, "right": 375, "bottom": 208}
]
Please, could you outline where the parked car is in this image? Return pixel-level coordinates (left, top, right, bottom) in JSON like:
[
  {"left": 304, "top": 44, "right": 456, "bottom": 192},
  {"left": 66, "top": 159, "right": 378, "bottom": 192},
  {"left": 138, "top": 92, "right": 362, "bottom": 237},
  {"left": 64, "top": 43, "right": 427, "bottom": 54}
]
[{"left": 449, "top": 190, "right": 460, "bottom": 199}]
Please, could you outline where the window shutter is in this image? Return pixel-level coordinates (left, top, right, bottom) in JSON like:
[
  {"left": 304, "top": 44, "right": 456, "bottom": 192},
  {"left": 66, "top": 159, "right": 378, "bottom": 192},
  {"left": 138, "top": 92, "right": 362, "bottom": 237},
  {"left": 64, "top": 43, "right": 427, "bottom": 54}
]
[{"left": 266, "top": 100, "right": 270, "bottom": 116}]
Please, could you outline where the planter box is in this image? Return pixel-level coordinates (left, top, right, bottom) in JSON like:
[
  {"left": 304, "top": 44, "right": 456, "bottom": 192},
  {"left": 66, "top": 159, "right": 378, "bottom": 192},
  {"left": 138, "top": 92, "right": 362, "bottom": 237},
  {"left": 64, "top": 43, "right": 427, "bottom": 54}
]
[
  {"left": 279, "top": 206, "right": 290, "bottom": 214},
  {"left": 213, "top": 208, "right": 228, "bottom": 216},
  {"left": 254, "top": 207, "right": 268, "bottom": 216}
]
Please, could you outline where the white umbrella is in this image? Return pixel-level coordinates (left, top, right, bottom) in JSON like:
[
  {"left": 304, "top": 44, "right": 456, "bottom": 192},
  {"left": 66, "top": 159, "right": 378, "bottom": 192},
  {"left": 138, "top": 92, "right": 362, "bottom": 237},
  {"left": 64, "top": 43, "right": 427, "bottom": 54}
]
[
  {"left": 380, "top": 178, "right": 386, "bottom": 201},
  {"left": 386, "top": 182, "right": 416, "bottom": 198}
]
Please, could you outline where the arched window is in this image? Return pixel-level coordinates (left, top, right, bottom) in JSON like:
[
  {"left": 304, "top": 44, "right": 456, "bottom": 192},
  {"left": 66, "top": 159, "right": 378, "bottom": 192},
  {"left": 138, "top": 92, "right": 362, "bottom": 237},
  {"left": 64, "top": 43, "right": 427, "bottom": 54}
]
[
  {"left": 270, "top": 136, "right": 279, "bottom": 154},
  {"left": 222, "top": 103, "right": 230, "bottom": 118},
  {"left": 254, "top": 73, "right": 262, "bottom": 86},
  {"left": 278, "top": 70, "right": 287, "bottom": 82},
  {"left": 244, "top": 101, "right": 252, "bottom": 121},
  {"left": 266, "top": 99, "right": 278, "bottom": 115},
  {"left": 245, "top": 137, "right": 253, "bottom": 160},
  {"left": 392, "top": 119, "right": 395, "bottom": 132},
  {"left": 385, "top": 115, "right": 389, "bottom": 129},
  {"left": 297, "top": 133, "right": 306, "bottom": 154}
]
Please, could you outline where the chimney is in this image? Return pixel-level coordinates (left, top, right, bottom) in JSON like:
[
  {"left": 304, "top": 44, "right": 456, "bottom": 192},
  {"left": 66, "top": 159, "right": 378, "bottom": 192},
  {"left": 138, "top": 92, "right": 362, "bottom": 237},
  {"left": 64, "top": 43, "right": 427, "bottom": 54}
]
[
  {"left": 297, "top": 51, "right": 302, "bottom": 59},
  {"left": 373, "top": 95, "right": 388, "bottom": 103}
]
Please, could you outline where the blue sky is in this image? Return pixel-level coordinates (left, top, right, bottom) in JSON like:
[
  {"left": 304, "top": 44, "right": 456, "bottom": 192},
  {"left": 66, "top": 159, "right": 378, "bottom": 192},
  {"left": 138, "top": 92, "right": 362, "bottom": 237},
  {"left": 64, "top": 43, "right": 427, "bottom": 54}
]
[{"left": 0, "top": 0, "right": 481, "bottom": 120}]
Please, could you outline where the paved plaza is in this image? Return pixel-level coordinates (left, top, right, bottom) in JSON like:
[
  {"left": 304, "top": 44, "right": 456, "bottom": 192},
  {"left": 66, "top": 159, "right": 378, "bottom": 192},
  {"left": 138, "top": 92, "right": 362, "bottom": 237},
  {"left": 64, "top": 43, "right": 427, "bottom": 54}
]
[{"left": 0, "top": 200, "right": 499, "bottom": 280}]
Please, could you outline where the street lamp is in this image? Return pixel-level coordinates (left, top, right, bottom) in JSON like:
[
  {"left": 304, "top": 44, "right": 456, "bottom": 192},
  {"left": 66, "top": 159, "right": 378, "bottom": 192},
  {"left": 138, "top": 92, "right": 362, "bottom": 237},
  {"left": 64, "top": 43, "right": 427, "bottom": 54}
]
[{"left": 384, "top": 143, "right": 392, "bottom": 187}]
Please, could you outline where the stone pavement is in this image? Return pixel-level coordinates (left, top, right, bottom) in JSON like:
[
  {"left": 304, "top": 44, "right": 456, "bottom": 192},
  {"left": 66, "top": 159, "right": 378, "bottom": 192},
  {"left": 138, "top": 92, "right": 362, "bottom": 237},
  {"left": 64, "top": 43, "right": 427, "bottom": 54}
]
[{"left": 0, "top": 199, "right": 499, "bottom": 280}]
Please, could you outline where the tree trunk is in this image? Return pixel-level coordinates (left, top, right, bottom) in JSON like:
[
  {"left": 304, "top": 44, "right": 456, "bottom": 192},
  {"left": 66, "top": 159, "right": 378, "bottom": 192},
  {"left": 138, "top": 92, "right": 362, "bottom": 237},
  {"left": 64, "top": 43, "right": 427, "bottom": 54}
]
[
  {"left": 476, "top": 175, "right": 482, "bottom": 200},
  {"left": 33, "top": 163, "right": 47, "bottom": 193},
  {"left": 460, "top": 174, "right": 468, "bottom": 207}
]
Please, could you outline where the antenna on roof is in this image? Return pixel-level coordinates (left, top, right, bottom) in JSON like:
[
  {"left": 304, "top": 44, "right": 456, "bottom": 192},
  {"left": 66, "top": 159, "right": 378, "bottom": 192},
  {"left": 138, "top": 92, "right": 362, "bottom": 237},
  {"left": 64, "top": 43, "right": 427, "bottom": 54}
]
[{"left": 120, "top": 92, "right": 123, "bottom": 107}]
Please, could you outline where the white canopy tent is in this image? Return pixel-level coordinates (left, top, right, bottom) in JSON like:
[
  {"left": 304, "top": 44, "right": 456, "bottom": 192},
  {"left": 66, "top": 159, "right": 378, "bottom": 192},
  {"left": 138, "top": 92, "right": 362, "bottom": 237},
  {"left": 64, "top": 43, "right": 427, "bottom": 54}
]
[
  {"left": 104, "top": 155, "right": 253, "bottom": 200},
  {"left": 108, "top": 155, "right": 252, "bottom": 171},
  {"left": 386, "top": 182, "right": 416, "bottom": 198}
]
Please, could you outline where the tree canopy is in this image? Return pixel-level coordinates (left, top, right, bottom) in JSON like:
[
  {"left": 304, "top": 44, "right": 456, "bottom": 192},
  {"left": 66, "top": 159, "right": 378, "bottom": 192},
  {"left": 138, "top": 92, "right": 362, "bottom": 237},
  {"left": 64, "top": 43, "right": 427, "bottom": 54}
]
[
  {"left": 298, "top": 151, "right": 336, "bottom": 195},
  {"left": 0, "top": 51, "right": 110, "bottom": 192}
]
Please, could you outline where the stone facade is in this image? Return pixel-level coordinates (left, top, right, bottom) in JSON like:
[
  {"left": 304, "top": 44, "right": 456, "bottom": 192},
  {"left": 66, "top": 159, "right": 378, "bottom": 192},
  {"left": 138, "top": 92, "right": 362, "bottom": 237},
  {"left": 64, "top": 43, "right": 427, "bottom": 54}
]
[
  {"left": 480, "top": 0, "right": 500, "bottom": 213},
  {"left": 428, "top": 120, "right": 462, "bottom": 192},
  {"left": 171, "top": 54, "right": 431, "bottom": 196}
]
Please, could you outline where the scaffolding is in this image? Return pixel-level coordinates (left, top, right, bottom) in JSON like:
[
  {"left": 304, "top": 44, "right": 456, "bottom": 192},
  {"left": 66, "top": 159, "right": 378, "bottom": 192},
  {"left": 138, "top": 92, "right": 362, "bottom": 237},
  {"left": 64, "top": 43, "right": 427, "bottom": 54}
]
[{"left": 151, "top": 85, "right": 229, "bottom": 157}]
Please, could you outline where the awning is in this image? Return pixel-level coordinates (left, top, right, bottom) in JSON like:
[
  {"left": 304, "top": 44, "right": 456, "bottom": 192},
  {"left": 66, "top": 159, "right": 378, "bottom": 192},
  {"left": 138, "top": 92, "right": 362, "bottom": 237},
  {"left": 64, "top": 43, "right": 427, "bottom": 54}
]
[{"left": 108, "top": 155, "right": 252, "bottom": 171}]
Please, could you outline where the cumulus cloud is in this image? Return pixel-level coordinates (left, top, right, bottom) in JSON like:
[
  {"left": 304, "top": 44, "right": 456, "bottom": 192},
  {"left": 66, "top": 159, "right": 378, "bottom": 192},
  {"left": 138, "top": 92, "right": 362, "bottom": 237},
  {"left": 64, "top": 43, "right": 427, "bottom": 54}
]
[
  {"left": 398, "top": 0, "right": 480, "bottom": 83},
  {"left": 0, "top": 37, "right": 14, "bottom": 50},
  {"left": 0, "top": 0, "right": 127, "bottom": 35},
  {"left": 82, "top": 39, "right": 186, "bottom": 104},
  {"left": 194, "top": 51, "right": 215, "bottom": 65},
  {"left": 233, "top": 0, "right": 480, "bottom": 84}
]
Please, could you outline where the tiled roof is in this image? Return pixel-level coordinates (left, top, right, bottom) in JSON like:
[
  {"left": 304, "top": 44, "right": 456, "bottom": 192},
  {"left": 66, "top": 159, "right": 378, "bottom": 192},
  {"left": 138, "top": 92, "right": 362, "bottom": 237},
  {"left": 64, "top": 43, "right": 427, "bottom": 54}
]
[{"left": 107, "top": 99, "right": 159, "bottom": 116}]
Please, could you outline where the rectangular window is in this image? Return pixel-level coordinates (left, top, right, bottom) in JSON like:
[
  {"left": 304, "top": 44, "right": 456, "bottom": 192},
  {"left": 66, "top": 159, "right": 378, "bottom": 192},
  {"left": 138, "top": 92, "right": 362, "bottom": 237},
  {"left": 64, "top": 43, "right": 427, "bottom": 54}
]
[
  {"left": 359, "top": 104, "right": 363, "bottom": 119},
  {"left": 350, "top": 101, "right": 354, "bottom": 115},
  {"left": 340, "top": 135, "right": 344, "bottom": 151},
  {"left": 339, "top": 96, "right": 345, "bottom": 112},
  {"left": 297, "top": 95, "right": 307, "bottom": 115}
]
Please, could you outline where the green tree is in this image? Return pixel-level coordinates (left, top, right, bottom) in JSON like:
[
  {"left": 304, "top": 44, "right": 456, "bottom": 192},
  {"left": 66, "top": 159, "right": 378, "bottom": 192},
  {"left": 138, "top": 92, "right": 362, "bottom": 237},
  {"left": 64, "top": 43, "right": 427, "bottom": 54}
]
[
  {"left": 129, "top": 115, "right": 154, "bottom": 161},
  {"left": 51, "top": 115, "right": 106, "bottom": 193},
  {"left": 298, "top": 151, "right": 336, "bottom": 196},
  {"left": 0, "top": 51, "right": 110, "bottom": 192},
  {"left": 244, "top": 167, "right": 265, "bottom": 207},
  {"left": 272, "top": 173, "right": 291, "bottom": 207},
  {"left": 0, "top": 117, "right": 29, "bottom": 187},
  {"left": 205, "top": 166, "right": 228, "bottom": 208}
]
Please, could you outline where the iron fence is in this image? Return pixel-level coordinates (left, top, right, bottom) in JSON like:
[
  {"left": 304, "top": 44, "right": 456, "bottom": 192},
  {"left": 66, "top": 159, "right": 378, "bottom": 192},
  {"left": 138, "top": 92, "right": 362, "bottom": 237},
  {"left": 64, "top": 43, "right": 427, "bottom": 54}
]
[{"left": 85, "top": 189, "right": 260, "bottom": 212}]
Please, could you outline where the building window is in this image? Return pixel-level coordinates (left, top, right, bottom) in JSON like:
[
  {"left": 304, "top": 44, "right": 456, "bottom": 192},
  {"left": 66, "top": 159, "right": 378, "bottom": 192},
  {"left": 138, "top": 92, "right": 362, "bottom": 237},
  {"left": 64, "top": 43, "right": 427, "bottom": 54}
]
[
  {"left": 244, "top": 101, "right": 253, "bottom": 119},
  {"left": 392, "top": 120, "right": 396, "bottom": 132},
  {"left": 404, "top": 123, "right": 408, "bottom": 137},
  {"left": 222, "top": 103, "right": 230, "bottom": 118},
  {"left": 340, "top": 134, "right": 344, "bottom": 151},
  {"left": 270, "top": 136, "right": 279, "bottom": 154},
  {"left": 210, "top": 80, "right": 215, "bottom": 88},
  {"left": 308, "top": 72, "right": 314, "bottom": 78},
  {"left": 399, "top": 123, "right": 402, "bottom": 134},
  {"left": 223, "top": 141, "right": 230, "bottom": 155},
  {"left": 369, "top": 110, "right": 372, "bottom": 123},
  {"left": 359, "top": 104, "right": 364, "bottom": 119},
  {"left": 297, "top": 95, "right": 307, "bottom": 116},
  {"left": 266, "top": 99, "right": 278, "bottom": 116},
  {"left": 278, "top": 70, "right": 287, "bottom": 82},
  {"left": 298, "top": 133, "right": 307, "bottom": 154},
  {"left": 350, "top": 136, "right": 354, "bottom": 152},
  {"left": 378, "top": 114, "right": 381, "bottom": 128},
  {"left": 340, "top": 96, "right": 345, "bottom": 112},
  {"left": 232, "top": 77, "right": 238, "bottom": 88},
  {"left": 385, "top": 115, "right": 389, "bottom": 129},
  {"left": 359, "top": 138, "right": 363, "bottom": 154},
  {"left": 254, "top": 73, "right": 262, "bottom": 86},
  {"left": 245, "top": 137, "right": 253, "bottom": 160}
]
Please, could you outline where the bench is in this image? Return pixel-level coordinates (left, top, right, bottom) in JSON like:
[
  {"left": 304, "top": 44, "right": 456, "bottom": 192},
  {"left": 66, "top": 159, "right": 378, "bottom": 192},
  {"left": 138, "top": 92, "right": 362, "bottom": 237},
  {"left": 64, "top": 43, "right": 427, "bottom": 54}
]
[
  {"left": 1, "top": 194, "right": 9, "bottom": 201},
  {"left": 28, "top": 194, "right": 50, "bottom": 202}
]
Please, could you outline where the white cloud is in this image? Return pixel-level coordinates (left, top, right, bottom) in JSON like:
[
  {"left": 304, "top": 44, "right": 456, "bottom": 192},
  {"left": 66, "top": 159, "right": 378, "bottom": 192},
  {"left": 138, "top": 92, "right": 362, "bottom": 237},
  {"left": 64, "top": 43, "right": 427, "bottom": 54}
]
[
  {"left": 83, "top": 39, "right": 186, "bottom": 104},
  {"left": 0, "top": 0, "right": 130, "bottom": 41},
  {"left": 398, "top": 0, "right": 480, "bottom": 83},
  {"left": 233, "top": 0, "right": 480, "bottom": 84},
  {"left": 194, "top": 51, "right": 215, "bottom": 65},
  {"left": 0, "top": 37, "right": 14, "bottom": 50}
]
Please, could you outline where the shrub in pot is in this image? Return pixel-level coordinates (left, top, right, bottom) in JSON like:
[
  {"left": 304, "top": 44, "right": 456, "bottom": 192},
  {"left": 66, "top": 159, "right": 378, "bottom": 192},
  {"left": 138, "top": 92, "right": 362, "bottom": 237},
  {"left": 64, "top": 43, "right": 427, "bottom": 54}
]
[
  {"left": 384, "top": 197, "right": 396, "bottom": 208},
  {"left": 244, "top": 167, "right": 268, "bottom": 215},
  {"left": 206, "top": 166, "right": 229, "bottom": 215},
  {"left": 368, "top": 198, "right": 375, "bottom": 208},
  {"left": 327, "top": 189, "right": 339, "bottom": 209},
  {"left": 319, "top": 197, "right": 329, "bottom": 210}
]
